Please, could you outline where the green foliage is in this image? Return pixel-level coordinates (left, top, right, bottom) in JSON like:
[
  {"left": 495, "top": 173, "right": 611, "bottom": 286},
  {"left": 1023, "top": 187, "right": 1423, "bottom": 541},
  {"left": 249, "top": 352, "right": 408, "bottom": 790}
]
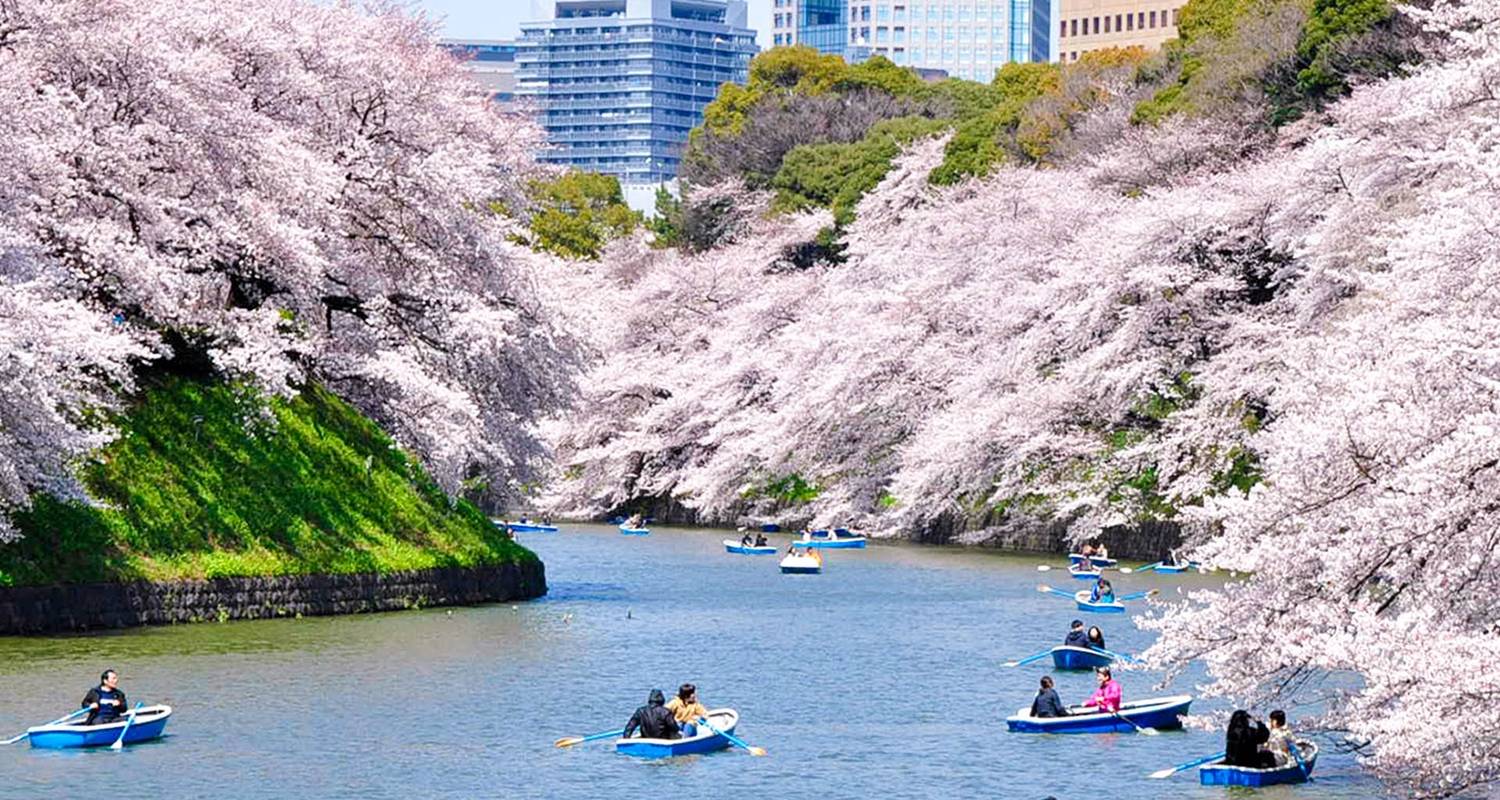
[
  {"left": 876, "top": 491, "right": 901, "bottom": 510},
  {"left": 1294, "top": 0, "right": 1393, "bottom": 98},
  {"left": 931, "top": 63, "right": 1059, "bottom": 185},
  {"left": 516, "top": 171, "right": 641, "bottom": 260},
  {"left": 773, "top": 116, "right": 948, "bottom": 224},
  {"left": 743, "top": 472, "right": 822, "bottom": 505},
  {"left": 2, "top": 379, "right": 534, "bottom": 586},
  {"left": 646, "top": 186, "right": 684, "bottom": 249}
]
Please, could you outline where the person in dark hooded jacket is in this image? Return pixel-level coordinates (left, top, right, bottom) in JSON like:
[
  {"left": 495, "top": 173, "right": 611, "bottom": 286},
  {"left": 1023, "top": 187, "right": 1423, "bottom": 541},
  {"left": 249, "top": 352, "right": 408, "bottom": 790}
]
[
  {"left": 1063, "top": 620, "right": 1090, "bottom": 648},
  {"left": 1224, "top": 709, "right": 1277, "bottom": 767},
  {"left": 623, "top": 689, "right": 681, "bottom": 740}
]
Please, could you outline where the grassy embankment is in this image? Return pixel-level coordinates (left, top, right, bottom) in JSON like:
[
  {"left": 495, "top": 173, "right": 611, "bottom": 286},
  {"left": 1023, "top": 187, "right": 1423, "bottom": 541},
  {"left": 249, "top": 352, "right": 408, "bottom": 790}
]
[{"left": 0, "top": 379, "right": 533, "bottom": 587}]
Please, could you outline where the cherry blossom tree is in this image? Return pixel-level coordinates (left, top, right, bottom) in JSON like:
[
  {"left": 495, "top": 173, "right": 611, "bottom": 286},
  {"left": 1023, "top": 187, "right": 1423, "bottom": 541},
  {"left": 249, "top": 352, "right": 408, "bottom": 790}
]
[{"left": 0, "top": 0, "right": 571, "bottom": 532}]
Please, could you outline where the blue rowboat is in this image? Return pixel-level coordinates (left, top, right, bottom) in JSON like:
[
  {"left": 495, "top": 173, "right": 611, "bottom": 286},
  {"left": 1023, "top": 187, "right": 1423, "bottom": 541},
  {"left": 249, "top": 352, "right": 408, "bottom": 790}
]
[
  {"left": 780, "top": 549, "right": 822, "bottom": 574},
  {"left": 1075, "top": 589, "right": 1125, "bottom": 614},
  {"left": 619, "top": 525, "right": 650, "bottom": 536},
  {"left": 1051, "top": 645, "right": 1113, "bottom": 670},
  {"left": 724, "top": 539, "right": 776, "bottom": 555},
  {"left": 1069, "top": 565, "right": 1103, "bottom": 580},
  {"left": 1155, "top": 561, "right": 1200, "bottom": 574},
  {"left": 616, "top": 709, "right": 738, "bottom": 758},
  {"left": 503, "top": 522, "right": 558, "bottom": 533},
  {"left": 797, "top": 529, "right": 867, "bottom": 549},
  {"left": 1200, "top": 741, "right": 1318, "bottom": 786},
  {"left": 27, "top": 705, "right": 172, "bottom": 748},
  {"left": 760, "top": 523, "right": 781, "bottom": 532},
  {"left": 1007, "top": 695, "right": 1191, "bottom": 734},
  {"left": 1069, "top": 553, "right": 1118, "bottom": 569}
]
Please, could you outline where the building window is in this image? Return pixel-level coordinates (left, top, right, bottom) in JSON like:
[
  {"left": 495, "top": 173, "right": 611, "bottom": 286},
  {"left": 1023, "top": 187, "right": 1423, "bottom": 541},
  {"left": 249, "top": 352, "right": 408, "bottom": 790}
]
[
  {"left": 1116, "top": 14, "right": 1123, "bottom": 31},
  {"left": 1127, "top": 13, "right": 1133, "bottom": 30},
  {"left": 1070, "top": 18, "right": 1078, "bottom": 36},
  {"left": 1092, "top": 16, "right": 1100, "bottom": 33},
  {"left": 1138, "top": 12, "right": 1146, "bottom": 28},
  {"left": 1149, "top": 10, "right": 1157, "bottom": 27},
  {"left": 1172, "top": 8, "right": 1180, "bottom": 24}
]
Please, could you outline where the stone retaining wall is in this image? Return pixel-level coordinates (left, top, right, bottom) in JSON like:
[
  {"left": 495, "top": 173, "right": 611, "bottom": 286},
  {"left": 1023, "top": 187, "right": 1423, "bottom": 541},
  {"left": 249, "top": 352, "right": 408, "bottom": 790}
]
[{"left": 0, "top": 560, "right": 546, "bottom": 636}]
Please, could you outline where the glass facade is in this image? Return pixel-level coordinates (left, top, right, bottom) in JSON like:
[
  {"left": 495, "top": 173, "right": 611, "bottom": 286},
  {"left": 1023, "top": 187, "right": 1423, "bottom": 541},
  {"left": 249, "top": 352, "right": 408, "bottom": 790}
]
[
  {"left": 516, "top": 0, "right": 756, "bottom": 185},
  {"left": 845, "top": 1, "right": 1059, "bottom": 77},
  {"left": 798, "top": 0, "right": 848, "bottom": 56}
]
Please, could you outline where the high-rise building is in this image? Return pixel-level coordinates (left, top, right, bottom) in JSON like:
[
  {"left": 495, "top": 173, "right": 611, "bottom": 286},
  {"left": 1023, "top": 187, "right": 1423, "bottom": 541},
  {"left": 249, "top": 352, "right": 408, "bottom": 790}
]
[
  {"left": 844, "top": 2, "right": 1060, "bottom": 80},
  {"left": 772, "top": 0, "right": 850, "bottom": 55},
  {"left": 440, "top": 39, "right": 520, "bottom": 106},
  {"left": 516, "top": 0, "right": 757, "bottom": 197},
  {"left": 1055, "top": 0, "right": 1183, "bottom": 62}
]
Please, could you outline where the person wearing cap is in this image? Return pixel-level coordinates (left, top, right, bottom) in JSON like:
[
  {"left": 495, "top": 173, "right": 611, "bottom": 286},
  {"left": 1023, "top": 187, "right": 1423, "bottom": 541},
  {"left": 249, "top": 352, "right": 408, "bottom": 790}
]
[
  {"left": 665, "top": 683, "right": 710, "bottom": 736},
  {"left": 1064, "top": 620, "right": 1090, "bottom": 648}
]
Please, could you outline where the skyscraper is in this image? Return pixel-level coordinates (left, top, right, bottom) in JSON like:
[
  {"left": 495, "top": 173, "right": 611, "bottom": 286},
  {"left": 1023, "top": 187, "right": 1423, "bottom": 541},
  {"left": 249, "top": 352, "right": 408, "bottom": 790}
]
[
  {"left": 440, "top": 39, "right": 520, "bottom": 106},
  {"left": 848, "top": 1, "right": 1060, "bottom": 79},
  {"left": 516, "top": 0, "right": 757, "bottom": 200},
  {"left": 772, "top": 0, "right": 850, "bottom": 55}
]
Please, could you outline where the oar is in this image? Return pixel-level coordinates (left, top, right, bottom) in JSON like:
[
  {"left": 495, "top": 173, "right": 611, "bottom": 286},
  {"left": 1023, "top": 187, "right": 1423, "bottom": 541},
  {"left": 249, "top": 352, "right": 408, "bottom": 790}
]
[
  {"left": 1120, "top": 562, "right": 1161, "bottom": 574},
  {"left": 1118, "top": 589, "right": 1160, "bottom": 602},
  {"left": 1112, "top": 709, "right": 1159, "bottom": 736},
  {"left": 554, "top": 727, "right": 625, "bottom": 748},
  {"left": 1036, "top": 565, "right": 1052, "bottom": 572},
  {"left": 1036, "top": 584, "right": 1076, "bottom": 600},
  {"left": 110, "top": 702, "right": 144, "bottom": 750},
  {"left": 1148, "top": 750, "right": 1227, "bottom": 779},
  {"left": 696, "top": 716, "right": 765, "bottom": 756},
  {"left": 1092, "top": 647, "right": 1141, "bottom": 665},
  {"left": 1290, "top": 740, "right": 1312, "bottom": 781},
  {"left": 1003, "top": 648, "right": 1054, "bottom": 668},
  {"left": 0, "top": 707, "right": 90, "bottom": 746}
]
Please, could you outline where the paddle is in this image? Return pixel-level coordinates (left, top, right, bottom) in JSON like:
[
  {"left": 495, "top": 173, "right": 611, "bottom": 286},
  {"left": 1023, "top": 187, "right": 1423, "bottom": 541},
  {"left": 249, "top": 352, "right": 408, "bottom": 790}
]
[
  {"left": 110, "top": 702, "right": 144, "bottom": 751},
  {"left": 1289, "top": 739, "right": 1312, "bottom": 781},
  {"left": 554, "top": 727, "right": 626, "bottom": 748},
  {"left": 1036, "top": 584, "right": 1077, "bottom": 600},
  {"left": 1036, "top": 565, "right": 1052, "bottom": 572},
  {"left": 0, "top": 707, "right": 90, "bottom": 746},
  {"left": 696, "top": 716, "right": 765, "bottom": 756},
  {"left": 1118, "top": 589, "right": 1160, "bottom": 602},
  {"left": 1092, "top": 647, "right": 1141, "bottom": 665},
  {"left": 1148, "top": 750, "right": 1226, "bottom": 779},
  {"left": 1111, "top": 709, "right": 1159, "bottom": 736},
  {"left": 1003, "top": 648, "right": 1054, "bottom": 668},
  {"left": 1120, "top": 562, "right": 1161, "bottom": 575}
]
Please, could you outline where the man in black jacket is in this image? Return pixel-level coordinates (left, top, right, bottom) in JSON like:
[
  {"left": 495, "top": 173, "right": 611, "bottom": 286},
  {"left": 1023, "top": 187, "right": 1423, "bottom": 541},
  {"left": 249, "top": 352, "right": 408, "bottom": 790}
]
[
  {"left": 81, "top": 669, "right": 127, "bottom": 726},
  {"left": 1030, "top": 676, "right": 1068, "bottom": 718},
  {"left": 1063, "top": 620, "right": 1090, "bottom": 648},
  {"left": 623, "top": 689, "right": 680, "bottom": 740}
]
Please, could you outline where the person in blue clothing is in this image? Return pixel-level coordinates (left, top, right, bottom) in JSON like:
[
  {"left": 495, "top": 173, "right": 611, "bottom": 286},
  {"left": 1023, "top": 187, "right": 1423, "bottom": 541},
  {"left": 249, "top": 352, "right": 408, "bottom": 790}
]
[
  {"left": 82, "top": 669, "right": 127, "bottom": 725},
  {"left": 1064, "top": 620, "right": 1090, "bottom": 648},
  {"left": 1030, "top": 676, "right": 1068, "bottom": 718},
  {"left": 1089, "top": 578, "right": 1115, "bottom": 604}
]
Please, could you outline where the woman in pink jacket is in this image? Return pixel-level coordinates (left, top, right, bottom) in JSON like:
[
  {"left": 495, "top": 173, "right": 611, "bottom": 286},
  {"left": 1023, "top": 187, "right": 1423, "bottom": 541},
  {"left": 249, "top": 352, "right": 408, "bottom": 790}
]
[{"left": 1082, "top": 667, "right": 1122, "bottom": 713}]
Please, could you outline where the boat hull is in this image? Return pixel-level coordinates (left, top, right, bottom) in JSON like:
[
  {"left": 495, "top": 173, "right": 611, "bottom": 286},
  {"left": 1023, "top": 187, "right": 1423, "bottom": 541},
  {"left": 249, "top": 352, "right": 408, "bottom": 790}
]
[
  {"left": 1069, "top": 554, "right": 1118, "bottom": 569},
  {"left": 1070, "top": 567, "right": 1103, "bottom": 580},
  {"left": 616, "top": 709, "right": 738, "bottom": 758},
  {"left": 1006, "top": 696, "right": 1191, "bottom": 734},
  {"left": 1075, "top": 590, "right": 1125, "bottom": 613},
  {"left": 1155, "top": 561, "right": 1199, "bottom": 574},
  {"left": 1200, "top": 742, "right": 1318, "bottom": 786},
  {"left": 28, "top": 706, "right": 172, "bottom": 749},
  {"left": 724, "top": 540, "right": 776, "bottom": 555},
  {"left": 504, "top": 523, "right": 558, "bottom": 533},
  {"left": 796, "top": 538, "right": 866, "bottom": 549},
  {"left": 1051, "top": 645, "right": 1113, "bottom": 670},
  {"left": 780, "top": 551, "right": 822, "bottom": 573},
  {"left": 619, "top": 526, "right": 650, "bottom": 536}
]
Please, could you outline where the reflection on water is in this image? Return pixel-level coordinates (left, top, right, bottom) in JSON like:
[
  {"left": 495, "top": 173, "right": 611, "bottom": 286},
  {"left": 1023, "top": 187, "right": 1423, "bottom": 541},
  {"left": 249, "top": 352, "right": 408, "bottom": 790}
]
[{"left": 0, "top": 526, "right": 1386, "bottom": 800}]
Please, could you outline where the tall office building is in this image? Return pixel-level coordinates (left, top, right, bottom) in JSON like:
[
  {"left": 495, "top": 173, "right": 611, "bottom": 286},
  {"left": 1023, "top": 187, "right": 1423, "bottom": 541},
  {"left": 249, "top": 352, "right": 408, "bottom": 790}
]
[
  {"left": 516, "top": 0, "right": 757, "bottom": 200},
  {"left": 440, "top": 40, "right": 520, "bottom": 106},
  {"left": 771, "top": 0, "right": 850, "bottom": 56},
  {"left": 1055, "top": 0, "right": 1183, "bottom": 62},
  {"left": 848, "top": 1, "right": 1059, "bottom": 79}
]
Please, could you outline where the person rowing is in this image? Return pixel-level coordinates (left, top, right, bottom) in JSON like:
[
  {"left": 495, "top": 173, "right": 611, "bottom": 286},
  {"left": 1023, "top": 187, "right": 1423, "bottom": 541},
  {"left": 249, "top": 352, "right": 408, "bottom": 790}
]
[
  {"left": 740, "top": 530, "right": 754, "bottom": 546},
  {"left": 1081, "top": 667, "right": 1121, "bottom": 713},
  {"left": 1064, "top": 619, "right": 1089, "bottom": 648},
  {"left": 754, "top": 532, "right": 768, "bottom": 547},
  {"left": 82, "top": 669, "right": 127, "bottom": 726},
  {"left": 623, "top": 689, "right": 680, "bottom": 740},
  {"left": 1030, "top": 676, "right": 1068, "bottom": 718},
  {"left": 1089, "top": 578, "right": 1115, "bottom": 604},
  {"left": 664, "top": 683, "right": 710, "bottom": 736}
]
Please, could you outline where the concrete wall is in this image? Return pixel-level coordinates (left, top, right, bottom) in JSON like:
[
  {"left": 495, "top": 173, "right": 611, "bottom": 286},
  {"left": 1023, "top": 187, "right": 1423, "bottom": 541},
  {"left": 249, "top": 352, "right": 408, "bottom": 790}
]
[{"left": 0, "top": 561, "right": 546, "bottom": 636}]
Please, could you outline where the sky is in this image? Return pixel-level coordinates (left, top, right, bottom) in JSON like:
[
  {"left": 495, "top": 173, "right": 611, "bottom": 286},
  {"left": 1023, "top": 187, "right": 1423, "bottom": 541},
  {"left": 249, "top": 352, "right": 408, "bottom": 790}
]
[{"left": 410, "top": 0, "right": 773, "bottom": 47}]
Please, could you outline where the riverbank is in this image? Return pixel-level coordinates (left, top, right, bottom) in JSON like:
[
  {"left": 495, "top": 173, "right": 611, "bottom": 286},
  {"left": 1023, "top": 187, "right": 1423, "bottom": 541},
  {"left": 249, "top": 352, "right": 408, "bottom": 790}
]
[{"left": 0, "top": 377, "right": 545, "bottom": 632}]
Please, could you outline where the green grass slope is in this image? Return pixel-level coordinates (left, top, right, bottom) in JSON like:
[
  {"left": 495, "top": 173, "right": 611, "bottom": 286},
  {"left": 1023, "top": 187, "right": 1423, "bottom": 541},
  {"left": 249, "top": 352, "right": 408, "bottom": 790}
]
[{"left": 0, "top": 379, "right": 534, "bottom": 586}]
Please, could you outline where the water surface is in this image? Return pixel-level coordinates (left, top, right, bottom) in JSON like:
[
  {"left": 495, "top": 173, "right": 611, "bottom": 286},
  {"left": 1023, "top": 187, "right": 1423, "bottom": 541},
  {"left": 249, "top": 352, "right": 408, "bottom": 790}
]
[{"left": 0, "top": 525, "right": 1382, "bottom": 799}]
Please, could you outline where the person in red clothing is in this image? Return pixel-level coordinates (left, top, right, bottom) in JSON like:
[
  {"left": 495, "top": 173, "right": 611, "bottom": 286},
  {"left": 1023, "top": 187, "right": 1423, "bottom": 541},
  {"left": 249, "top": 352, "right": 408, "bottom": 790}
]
[{"left": 1082, "top": 666, "right": 1122, "bottom": 713}]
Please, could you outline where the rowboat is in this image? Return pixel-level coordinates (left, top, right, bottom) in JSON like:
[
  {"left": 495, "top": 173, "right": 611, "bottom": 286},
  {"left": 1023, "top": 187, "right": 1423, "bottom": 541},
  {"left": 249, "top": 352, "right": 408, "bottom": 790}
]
[
  {"left": 619, "top": 525, "right": 650, "bottom": 536},
  {"left": 27, "top": 705, "right": 172, "bottom": 748},
  {"left": 1051, "top": 645, "right": 1113, "bottom": 670},
  {"left": 1069, "top": 565, "right": 1104, "bottom": 580},
  {"left": 1075, "top": 589, "right": 1125, "bottom": 613},
  {"left": 724, "top": 539, "right": 776, "bottom": 555},
  {"left": 1154, "top": 561, "right": 1200, "bottom": 574},
  {"left": 780, "top": 548, "right": 823, "bottom": 574},
  {"left": 503, "top": 521, "right": 558, "bottom": 533},
  {"left": 1069, "top": 553, "right": 1118, "bottom": 569},
  {"left": 615, "top": 708, "right": 739, "bottom": 758},
  {"left": 1200, "top": 741, "right": 1318, "bottom": 786},
  {"left": 797, "top": 528, "right": 866, "bottom": 549},
  {"left": 1006, "top": 695, "right": 1191, "bottom": 734}
]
